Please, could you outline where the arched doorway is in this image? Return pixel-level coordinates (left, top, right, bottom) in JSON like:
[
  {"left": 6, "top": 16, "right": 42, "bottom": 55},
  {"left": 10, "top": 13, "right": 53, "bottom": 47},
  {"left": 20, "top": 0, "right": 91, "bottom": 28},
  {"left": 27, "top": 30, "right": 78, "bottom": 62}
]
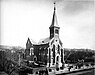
[
  {"left": 56, "top": 56, "right": 59, "bottom": 69},
  {"left": 33, "top": 56, "right": 37, "bottom": 62}
]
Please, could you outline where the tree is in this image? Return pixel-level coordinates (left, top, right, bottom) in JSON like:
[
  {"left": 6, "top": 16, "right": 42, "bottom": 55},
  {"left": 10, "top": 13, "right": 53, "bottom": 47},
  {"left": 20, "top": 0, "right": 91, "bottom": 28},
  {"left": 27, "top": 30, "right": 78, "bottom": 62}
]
[{"left": 0, "top": 51, "right": 18, "bottom": 75}]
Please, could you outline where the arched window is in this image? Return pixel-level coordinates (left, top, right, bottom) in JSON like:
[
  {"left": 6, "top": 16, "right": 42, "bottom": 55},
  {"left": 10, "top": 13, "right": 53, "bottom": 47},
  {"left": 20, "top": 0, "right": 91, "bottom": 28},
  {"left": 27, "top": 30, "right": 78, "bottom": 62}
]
[
  {"left": 49, "top": 48, "right": 51, "bottom": 64},
  {"left": 53, "top": 45, "right": 55, "bottom": 64},
  {"left": 30, "top": 47, "right": 34, "bottom": 56},
  {"left": 57, "top": 56, "right": 59, "bottom": 62},
  {"left": 58, "top": 45, "right": 60, "bottom": 54},
  {"left": 55, "top": 29, "right": 59, "bottom": 34},
  {"left": 61, "top": 49, "right": 63, "bottom": 63}
]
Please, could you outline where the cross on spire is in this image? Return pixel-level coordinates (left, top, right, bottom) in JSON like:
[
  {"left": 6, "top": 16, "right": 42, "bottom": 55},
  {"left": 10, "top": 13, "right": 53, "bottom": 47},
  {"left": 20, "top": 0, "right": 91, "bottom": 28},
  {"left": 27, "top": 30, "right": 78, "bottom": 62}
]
[{"left": 54, "top": 1, "right": 56, "bottom": 10}]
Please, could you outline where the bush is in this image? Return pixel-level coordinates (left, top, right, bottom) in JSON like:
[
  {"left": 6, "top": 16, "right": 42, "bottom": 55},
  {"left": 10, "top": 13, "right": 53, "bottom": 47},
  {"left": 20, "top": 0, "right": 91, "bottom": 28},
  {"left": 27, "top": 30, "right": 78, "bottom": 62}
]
[
  {"left": 91, "top": 63, "right": 94, "bottom": 66},
  {"left": 56, "top": 68, "right": 59, "bottom": 71},
  {"left": 60, "top": 67, "right": 63, "bottom": 70},
  {"left": 85, "top": 64, "right": 89, "bottom": 67},
  {"left": 36, "top": 71, "right": 38, "bottom": 74},
  {"left": 49, "top": 69, "right": 52, "bottom": 72}
]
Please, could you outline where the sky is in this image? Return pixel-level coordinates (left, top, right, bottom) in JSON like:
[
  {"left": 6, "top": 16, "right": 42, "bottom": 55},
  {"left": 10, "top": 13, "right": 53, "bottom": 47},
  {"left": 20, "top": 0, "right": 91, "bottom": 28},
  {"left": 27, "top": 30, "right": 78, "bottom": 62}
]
[{"left": 0, "top": 0, "right": 95, "bottom": 49}]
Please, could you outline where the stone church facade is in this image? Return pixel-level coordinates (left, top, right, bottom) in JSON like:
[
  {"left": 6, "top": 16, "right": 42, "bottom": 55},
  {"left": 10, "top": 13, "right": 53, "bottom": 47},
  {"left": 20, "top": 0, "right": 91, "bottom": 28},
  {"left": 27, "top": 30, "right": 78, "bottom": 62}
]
[{"left": 25, "top": 3, "right": 64, "bottom": 69}]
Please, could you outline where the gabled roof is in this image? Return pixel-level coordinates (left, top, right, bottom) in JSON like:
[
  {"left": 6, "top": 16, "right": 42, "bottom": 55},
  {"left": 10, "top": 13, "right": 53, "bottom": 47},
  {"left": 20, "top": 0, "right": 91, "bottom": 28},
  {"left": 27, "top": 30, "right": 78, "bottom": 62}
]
[
  {"left": 38, "top": 37, "right": 62, "bottom": 46},
  {"left": 38, "top": 37, "right": 50, "bottom": 44},
  {"left": 26, "top": 38, "right": 37, "bottom": 45},
  {"left": 30, "top": 39, "right": 37, "bottom": 44}
]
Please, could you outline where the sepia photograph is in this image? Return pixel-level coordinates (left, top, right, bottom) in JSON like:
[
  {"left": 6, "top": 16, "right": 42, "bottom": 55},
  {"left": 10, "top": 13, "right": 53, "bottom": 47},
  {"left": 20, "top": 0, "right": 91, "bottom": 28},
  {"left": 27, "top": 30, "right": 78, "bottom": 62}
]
[{"left": 0, "top": 0, "right": 95, "bottom": 75}]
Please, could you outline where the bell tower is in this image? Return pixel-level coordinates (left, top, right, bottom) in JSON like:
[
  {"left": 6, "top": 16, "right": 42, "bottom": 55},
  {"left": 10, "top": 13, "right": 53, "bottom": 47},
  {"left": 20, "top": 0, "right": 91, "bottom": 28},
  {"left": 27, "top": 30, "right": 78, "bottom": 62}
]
[
  {"left": 49, "top": 2, "right": 60, "bottom": 39},
  {"left": 48, "top": 2, "right": 64, "bottom": 69}
]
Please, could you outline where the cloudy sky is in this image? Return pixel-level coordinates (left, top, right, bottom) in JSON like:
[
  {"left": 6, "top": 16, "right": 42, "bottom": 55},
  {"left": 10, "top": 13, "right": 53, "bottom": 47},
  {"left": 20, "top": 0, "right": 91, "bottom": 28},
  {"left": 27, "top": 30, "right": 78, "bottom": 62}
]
[{"left": 0, "top": 0, "right": 95, "bottom": 49}]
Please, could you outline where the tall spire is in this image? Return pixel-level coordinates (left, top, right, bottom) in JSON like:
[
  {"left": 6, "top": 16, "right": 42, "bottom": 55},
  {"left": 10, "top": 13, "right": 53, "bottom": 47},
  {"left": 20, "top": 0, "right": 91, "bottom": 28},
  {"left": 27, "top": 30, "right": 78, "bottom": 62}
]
[
  {"left": 49, "top": 2, "right": 60, "bottom": 39},
  {"left": 50, "top": 2, "right": 59, "bottom": 28}
]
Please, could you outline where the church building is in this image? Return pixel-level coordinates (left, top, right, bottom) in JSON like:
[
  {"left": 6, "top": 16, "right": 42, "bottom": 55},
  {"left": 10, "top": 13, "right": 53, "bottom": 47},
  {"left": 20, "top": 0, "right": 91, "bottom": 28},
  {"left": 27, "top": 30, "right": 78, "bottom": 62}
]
[{"left": 25, "top": 3, "right": 64, "bottom": 69}]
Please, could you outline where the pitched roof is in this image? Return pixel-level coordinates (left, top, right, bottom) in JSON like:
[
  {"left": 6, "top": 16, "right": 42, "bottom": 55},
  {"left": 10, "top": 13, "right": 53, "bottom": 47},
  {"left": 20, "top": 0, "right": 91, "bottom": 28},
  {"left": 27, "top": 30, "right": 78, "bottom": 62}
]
[
  {"left": 30, "top": 39, "right": 37, "bottom": 44},
  {"left": 38, "top": 37, "right": 50, "bottom": 44},
  {"left": 26, "top": 38, "right": 37, "bottom": 45}
]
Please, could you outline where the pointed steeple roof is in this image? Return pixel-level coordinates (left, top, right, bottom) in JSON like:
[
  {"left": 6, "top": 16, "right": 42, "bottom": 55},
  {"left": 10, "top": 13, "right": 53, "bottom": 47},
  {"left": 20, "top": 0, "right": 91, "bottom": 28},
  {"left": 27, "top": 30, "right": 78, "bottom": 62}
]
[
  {"left": 26, "top": 37, "right": 32, "bottom": 45},
  {"left": 50, "top": 2, "right": 59, "bottom": 28},
  {"left": 26, "top": 37, "right": 32, "bottom": 49}
]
